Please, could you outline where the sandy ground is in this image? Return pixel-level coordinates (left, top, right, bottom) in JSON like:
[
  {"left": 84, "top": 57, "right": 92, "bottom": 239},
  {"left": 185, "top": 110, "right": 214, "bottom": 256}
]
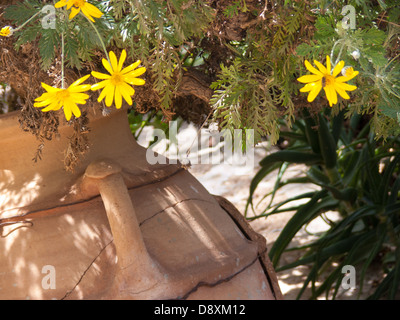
[{"left": 138, "top": 121, "right": 386, "bottom": 300}]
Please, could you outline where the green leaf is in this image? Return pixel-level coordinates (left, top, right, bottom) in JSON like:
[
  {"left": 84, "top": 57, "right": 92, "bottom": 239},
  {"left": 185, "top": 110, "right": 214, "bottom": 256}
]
[
  {"left": 361, "top": 28, "right": 386, "bottom": 46},
  {"left": 296, "top": 43, "right": 314, "bottom": 57},
  {"left": 317, "top": 113, "right": 337, "bottom": 169},
  {"left": 64, "top": 31, "right": 82, "bottom": 69},
  {"left": 303, "top": 109, "right": 320, "bottom": 154},
  {"left": 39, "top": 29, "right": 59, "bottom": 70},
  {"left": 314, "top": 15, "right": 336, "bottom": 39},
  {"left": 363, "top": 45, "right": 388, "bottom": 67},
  {"left": 259, "top": 150, "right": 322, "bottom": 167},
  {"left": 246, "top": 162, "right": 282, "bottom": 214},
  {"left": 249, "top": 191, "right": 316, "bottom": 220},
  {"left": 278, "top": 232, "right": 363, "bottom": 272},
  {"left": 269, "top": 190, "right": 338, "bottom": 266},
  {"left": 357, "top": 224, "right": 386, "bottom": 298}
]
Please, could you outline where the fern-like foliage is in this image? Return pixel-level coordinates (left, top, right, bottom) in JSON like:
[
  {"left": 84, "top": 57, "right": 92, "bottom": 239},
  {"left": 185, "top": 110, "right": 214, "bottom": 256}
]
[
  {"left": 210, "top": 58, "right": 281, "bottom": 144},
  {"left": 111, "top": 0, "right": 214, "bottom": 113},
  {"left": 2, "top": 0, "right": 400, "bottom": 144}
]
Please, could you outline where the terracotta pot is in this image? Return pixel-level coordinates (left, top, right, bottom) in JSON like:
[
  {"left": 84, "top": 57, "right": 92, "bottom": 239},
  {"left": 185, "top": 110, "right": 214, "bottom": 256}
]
[{"left": 0, "top": 108, "right": 282, "bottom": 300}]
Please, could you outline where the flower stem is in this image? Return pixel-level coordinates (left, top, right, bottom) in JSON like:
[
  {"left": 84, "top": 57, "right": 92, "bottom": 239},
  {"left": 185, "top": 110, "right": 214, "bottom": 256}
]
[
  {"left": 335, "top": 43, "right": 345, "bottom": 66},
  {"left": 330, "top": 40, "right": 345, "bottom": 70},
  {"left": 61, "top": 32, "right": 65, "bottom": 89},
  {"left": 14, "top": 10, "right": 41, "bottom": 32},
  {"left": 83, "top": 13, "right": 111, "bottom": 65}
]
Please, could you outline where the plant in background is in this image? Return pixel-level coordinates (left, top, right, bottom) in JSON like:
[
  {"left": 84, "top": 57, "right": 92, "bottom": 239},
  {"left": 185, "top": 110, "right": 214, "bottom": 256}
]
[{"left": 246, "top": 108, "right": 400, "bottom": 299}]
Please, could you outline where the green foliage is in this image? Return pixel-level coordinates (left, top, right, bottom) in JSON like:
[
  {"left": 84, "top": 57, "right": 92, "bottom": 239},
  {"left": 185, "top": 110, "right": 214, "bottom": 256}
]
[
  {"left": 247, "top": 109, "right": 400, "bottom": 299},
  {"left": 38, "top": 28, "right": 59, "bottom": 70},
  {"left": 128, "top": 109, "right": 174, "bottom": 146},
  {"left": 4, "top": 0, "right": 214, "bottom": 112},
  {"left": 4, "top": 0, "right": 400, "bottom": 141},
  {"left": 4, "top": 0, "right": 109, "bottom": 70},
  {"left": 210, "top": 58, "right": 281, "bottom": 144},
  {"left": 223, "top": 0, "right": 248, "bottom": 18},
  {"left": 110, "top": 0, "right": 214, "bottom": 111}
]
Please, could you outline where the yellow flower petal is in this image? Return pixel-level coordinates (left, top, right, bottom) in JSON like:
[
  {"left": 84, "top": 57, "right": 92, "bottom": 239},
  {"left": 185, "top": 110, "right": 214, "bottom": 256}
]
[
  {"left": 332, "top": 61, "right": 344, "bottom": 77},
  {"left": 314, "top": 60, "right": 327, "bottom": 74},
  {"left": 70, "top": 102, "right": 82, "bottom": 118},
  {"left": 307, "top": 83, "right": 322, "bottom": 102},
  {"left": 336, "top": 71, "right": 359, "bottom": 83},
  {"left": 97, "top": 84, "right": 109, "bottom": 102},
  {"left": 70, "top": 74, "right": 90, "bottom": 87},
  {"left": 54, "top": 1, "right": 68, "bottom": 8},
  {"left": 124, "top": 67, "right": 146, "bottom": 79},
  {"left": 121, "top": 60, "right": 141, "bottom": 74},
  {"left": 334, "top": 82, "right": 357, "bottom": 91},
  {"left": 41, "top": 82, "right": 61, "bottom": 93},
  {"left": 300, "top": 82, "right": 317, "bottom": 93},
  {"left": 334, "top": 85, "right": 350, "bottom": 100},
  {"left": 109, "top": 51, "right": 119, "bottom": 73},
  {"left": 120, "top": 84, "right": 134, "bottom": 105},
  {"left": 102, "top": 58, "right": 114, "bottom": 75},
  {"left": 64, "top": 103, "right": 73, "bottom": 121},
  {"left": 80, "top": 6, "right": 95, "bottom": 22},
  {"left": 91, "top": 80, "right": 109, "bottom": 91},
  {"left": 325, "top": 56, "right": 331, "bottom": 74},
  {"left": 69, "top": 7, "right": 81, "bottom": 20},
  {"left": 305, "top": 60, "right": 323, "bottom": 76},
  {"left": 0, "top": 26, "right": 12, "bottom": 37},
  {"left": 118, "top": 50, "right": 127, "bottom": 72},
  {"left": 41, "top": 103, "right": 60, "bottom": 112},
  {"left": 83, "top": 3, "right": 103, "bottom": 19},
  {"left": 105, "top": 84, "right": 115, "bottom": 106},
  {"left": 297, "top": 74, "right": 323, "bottom": 83},
  {"left": 71, "top": 92, "right": 90, "bottom": 100},
  {"left": 34, "top": 100, "right": 52, "bottom": 107},
  {"left": 324, "top": 85, "right": 337, "bottom": 106},
  {"left": 34, "top": 92, "right": 54, "bottom": 102},
  {"left": 91, "top": 71, "right": 111, "bottom": 80},
  {"left": 69, "top": 84, "right": 92, "bottom": 93},
  {"left": 114, "top": 85, "right": 122, "bottom": 109},
  {"left": 125, "top": 78, "right": 146, "bottom": 86}
]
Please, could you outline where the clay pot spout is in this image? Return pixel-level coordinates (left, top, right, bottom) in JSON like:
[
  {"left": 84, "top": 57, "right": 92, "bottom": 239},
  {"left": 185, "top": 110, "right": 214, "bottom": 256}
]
[{"left": 84, "top": 159, "right": 165, "bottom": 297}]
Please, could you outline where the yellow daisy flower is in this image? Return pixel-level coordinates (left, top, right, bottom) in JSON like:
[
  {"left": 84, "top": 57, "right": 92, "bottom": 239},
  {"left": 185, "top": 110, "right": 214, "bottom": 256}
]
[
  {"left": 91, "top": 50, "right": 146, "bottom": 109},
  {"left": 34, "top": 75, "right": 92, "bottom": 121},
  {"left": 343, "top": 66, "right": 356, "bottom": 77},
  {"left": 0, "top": 26, "right": 13, "bottom": 37},
  {"left": 55, "top": 0, "right": 103, "bottom": 22},
  {"left": 297, "top": 55, "right": 359, "bottom": 107}
]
